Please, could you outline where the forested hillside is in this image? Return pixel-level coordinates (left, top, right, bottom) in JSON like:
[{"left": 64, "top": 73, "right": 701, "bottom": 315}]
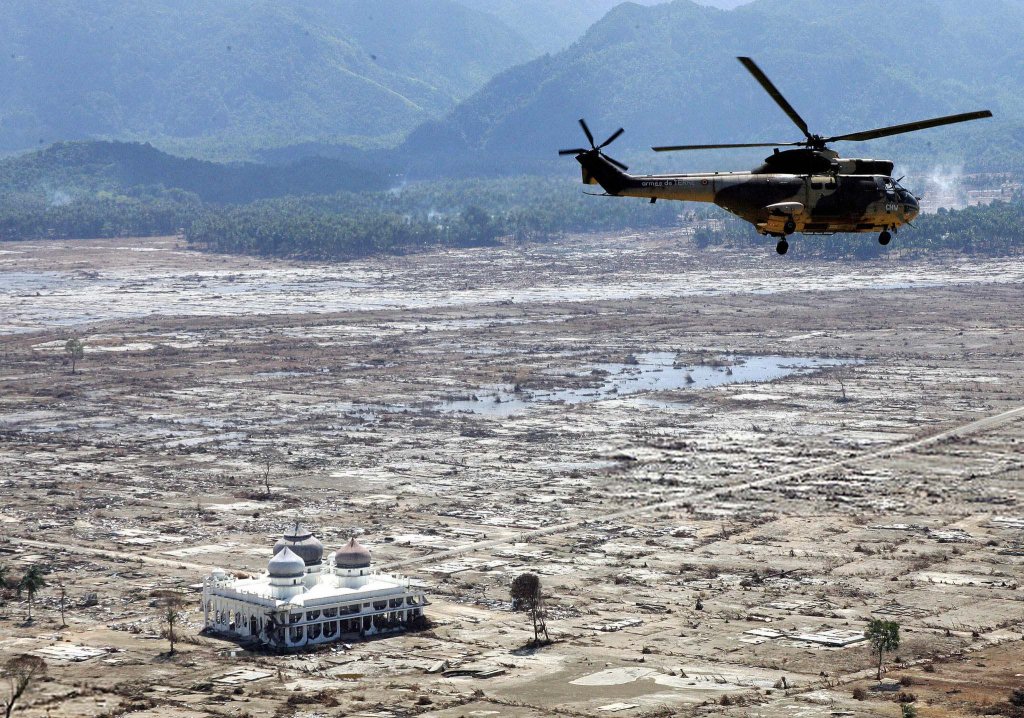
[
  {"left": 405, "top": 0, "right": 1024, "bottom": 176},
  {"left": 0, "top": 141, "right": 388, "bottom": 204},
  {"left": 0, "top": 0, "right": 534, "bottom": 158},
  {"left": 452, "top": 0, "right": 666, "bottom": 54},
  {"left": 1, "top": 0, "right": 1021, "bottom": 263}
]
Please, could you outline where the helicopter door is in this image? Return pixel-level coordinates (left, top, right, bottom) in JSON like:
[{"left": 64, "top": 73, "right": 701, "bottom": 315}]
[
  {"left": 809, "top": 176, "right": 834, "bottom": 195},
  {"left": 807, "top": 176, "right": 837, "bottom": 219}
]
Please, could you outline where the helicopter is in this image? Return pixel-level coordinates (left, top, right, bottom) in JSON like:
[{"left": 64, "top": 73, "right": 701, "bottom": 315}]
[{"left": 559, "top": 57, "right": 992, "bottom": 255}]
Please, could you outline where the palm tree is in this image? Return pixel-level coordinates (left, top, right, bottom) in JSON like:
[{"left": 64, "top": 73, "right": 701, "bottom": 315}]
[
  {"left": 164, "top": 597, "right": 183, "bottom": 655},
  {"left": 17, "top": 566, "right": 46, "bottom": 622}
]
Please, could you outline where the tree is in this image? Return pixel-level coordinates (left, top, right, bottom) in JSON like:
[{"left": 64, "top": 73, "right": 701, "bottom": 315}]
[
  {"left": 510, "top": 572, "right": 549, "bottom": 646},
  {"left": 16, "top": 567, "right": 45, "bottom": 623},
  {"left": 0, "top": 565, "right": 9, "bottom": 618},
  {"left": 834, "top": 367, "right": 850, "bottom": 403},
  {"left": 865, "top": 618, "right": 900, "bottom": 680},
  {"left": 258, "top": 449, "right": 278, "bottom": 497},
  {"left": 64, "top": 337, "right": 84, "bottom": 373},
  {"left": 162, "top": 596, "right": 184, "bottom": 655},
  {"left": 57, "top": 582, "right": 68, "bottom": 629},
  {"left": 2, "top": 654, "right": 47, "bottom": 718}
]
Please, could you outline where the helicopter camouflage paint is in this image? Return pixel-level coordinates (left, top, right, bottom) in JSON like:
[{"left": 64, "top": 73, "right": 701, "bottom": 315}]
[{"left": 560, "top": 58, "right": 991, "bottom": 255}]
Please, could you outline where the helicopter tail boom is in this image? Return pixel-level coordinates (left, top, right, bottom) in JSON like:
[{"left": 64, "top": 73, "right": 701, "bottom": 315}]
[
  {"left": 574, "top": 149, "right": 718, "bottom": 202},
  {"left": 575, "top": 151, "right": 631, "bottom": 195}
]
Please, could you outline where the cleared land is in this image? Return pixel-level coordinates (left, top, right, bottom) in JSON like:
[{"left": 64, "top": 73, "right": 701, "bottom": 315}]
[{"left": 1, "top": 234, "right": 1022, "bottom": 717}]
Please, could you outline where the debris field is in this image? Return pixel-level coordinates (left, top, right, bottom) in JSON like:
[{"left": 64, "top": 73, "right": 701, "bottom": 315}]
[{"left": 1, "top": 233, "right": 1022, "bottom": 717}]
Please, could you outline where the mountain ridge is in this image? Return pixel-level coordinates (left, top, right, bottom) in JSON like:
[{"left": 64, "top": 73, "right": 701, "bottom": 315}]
[
  {"left": 401, "top": 0, "right": 1024, "bottom": 176},
  {"left": 0, "top": 0, "right": 536, "bottom": 159}
]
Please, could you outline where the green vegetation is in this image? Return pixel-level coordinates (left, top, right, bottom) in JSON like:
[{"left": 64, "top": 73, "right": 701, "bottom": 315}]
[
  {"left": 735, "top": 199, "right": 1024, "bottom": 260},
  {"left": 185, "top": 177, "right": 684, "bottom": 260},
  {"left": 0, "top": 0, "right": 535, "bottom": 158},
  {"left": 16, "top": 566, "right": 45, "bottom": 623},
  {"left": 162, "top": 595, "right": 184, "bottom": 656},
  {"left": 1, "top": 157, "right": 1022, "bottom": 262},
  {"left": 510, "top": 572, "right": 550, "bottom": 646},
  {"left": 0, "top": 141, "right": 388, "bottom": 203},
  {"left": 405, "top": 0, "right": 1024, "bottom": 176},
  {"left": 4, "top": 1, "right": 1023, "bottom": 172},
  {"left": 452, "top": 0, "right": 662, "bottom": 54},
  {"left": 865, "top": 618, "right": 901, "bottom": 681},
  {"left": 0, "top": 193, "right": 195, "bottom": 242},
  {"left": 0, "top": 138, "right": 1020, "bottom": 261},
  {"left": 64, "top": 338, "right": 84, "bottom": 374}
]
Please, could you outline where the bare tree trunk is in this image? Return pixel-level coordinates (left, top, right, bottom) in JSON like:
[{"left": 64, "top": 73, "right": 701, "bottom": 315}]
[
  {"left": 877, "top": 647, "right": 883, "bottom": 680},
  {"left": 531, "top": 606, "right": 538, "bottom": 644}
]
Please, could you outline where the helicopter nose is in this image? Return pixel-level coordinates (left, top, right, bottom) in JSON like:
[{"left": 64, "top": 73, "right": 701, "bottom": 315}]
[{"left": 904, "top": 195, "right": 919, "bottom": 221}]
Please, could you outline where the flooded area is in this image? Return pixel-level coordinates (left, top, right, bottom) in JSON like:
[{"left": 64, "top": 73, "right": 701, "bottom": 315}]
[{"left": 441, "top": 353, "right": 855, "bottom": 415}]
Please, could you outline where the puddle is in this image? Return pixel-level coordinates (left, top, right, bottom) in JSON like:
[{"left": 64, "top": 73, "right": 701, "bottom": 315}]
[{"left": 440, "top": 353, "right": 854, "bottom": 415}]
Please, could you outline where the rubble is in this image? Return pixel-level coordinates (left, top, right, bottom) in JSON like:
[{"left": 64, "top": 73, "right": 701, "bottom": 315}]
[{"left": 1, "top": 234, "right": 1022, "bottom": 717}]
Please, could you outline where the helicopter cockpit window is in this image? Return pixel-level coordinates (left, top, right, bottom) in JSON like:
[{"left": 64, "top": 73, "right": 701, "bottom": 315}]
[{"left": 893, "top": 180, "right": 913, "bottom": 201}]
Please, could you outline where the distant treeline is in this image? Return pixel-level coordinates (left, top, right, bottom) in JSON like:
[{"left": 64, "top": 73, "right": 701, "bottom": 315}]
[
  {"left": 0, "top": 175, "right": 686, "bottom": 256},
  {"left": 0, "top": 191, "right": 197, "bottom": 241},
  {"left": 724, "top": 199, "right": 1024, "bottom": 260},
  {"left": 185, "top": 178, "right": 685, "bottom": 259},
  {"left": 1, "top": 171, "right": 1022, "bottom": 261}
]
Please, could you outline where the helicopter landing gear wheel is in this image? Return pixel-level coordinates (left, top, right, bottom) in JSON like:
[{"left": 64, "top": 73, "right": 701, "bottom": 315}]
[
  {"left": 776, "top": 239, "right": 789, "bottom": 255},
  {"left": 879, "top": 230, "right": 892, "bottom": 246},
  {"left": 783, "top": 219, "right": 796, "bottom": 235}
]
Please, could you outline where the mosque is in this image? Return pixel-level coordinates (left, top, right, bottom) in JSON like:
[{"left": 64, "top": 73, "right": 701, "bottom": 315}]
[{"left": 201, "top": 525, "right": 427, "bottom": 649}]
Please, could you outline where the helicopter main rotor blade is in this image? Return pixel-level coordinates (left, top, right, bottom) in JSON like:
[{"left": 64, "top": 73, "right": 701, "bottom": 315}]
[
  {"left": 578, "top": 118, "right": 596, "bottom": 148},
  {"left": 604, "top": 155, "right": 629, "bottom": 171},
  {"left": 598, "top": 127, "right": 625, "bottom": 148},
  {"left": 737, "top": 57, "right": 812, "bottom": 141},
  {"left": 652, "top": 141, "right": 804, "bottom": 152},
  {"left": 824, "top": 110, "right": 993, "bottom": 143},
  {"left": 558, "top": 148, "right": 590, "bottom": 155}
]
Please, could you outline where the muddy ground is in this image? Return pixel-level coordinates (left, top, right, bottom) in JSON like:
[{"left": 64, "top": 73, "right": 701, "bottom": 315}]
[{"left": 1, "top": 233, "right": 1022, "bottom": 717}]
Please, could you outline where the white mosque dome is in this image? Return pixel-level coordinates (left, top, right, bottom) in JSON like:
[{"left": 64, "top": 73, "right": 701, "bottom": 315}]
[
  {"left": 268, "top": 546, "right": 305, "bottom": 578},
  {"left": 334, "top": 537, "right": 372, "bottom": 569},
  {"left": 273, "top": 523, "right": 324, "bottom": 566}
]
